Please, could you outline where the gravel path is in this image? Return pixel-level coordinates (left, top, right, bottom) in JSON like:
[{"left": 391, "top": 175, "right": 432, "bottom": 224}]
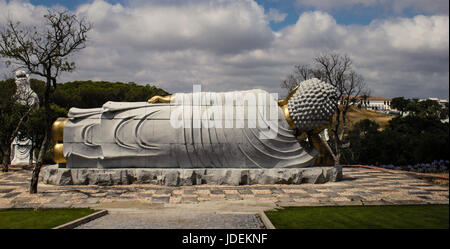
[{"left": 76, "top": 211, "right": 265, "bottom": 229}]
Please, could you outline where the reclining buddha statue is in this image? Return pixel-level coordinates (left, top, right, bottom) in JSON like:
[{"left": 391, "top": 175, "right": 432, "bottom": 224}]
[{"left": 52, "top": 78, "right": 337, "bottom": 169}]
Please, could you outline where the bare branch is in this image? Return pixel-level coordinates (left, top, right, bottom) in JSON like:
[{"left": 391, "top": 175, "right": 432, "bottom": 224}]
[{"left": 0, "top": 9, "right": 91, "bottom": 85}]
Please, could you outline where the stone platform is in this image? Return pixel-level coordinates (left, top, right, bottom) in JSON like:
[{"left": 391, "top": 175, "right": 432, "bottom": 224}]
[{"left": 40, "top": 165, "right": 342, "bottom": 186}]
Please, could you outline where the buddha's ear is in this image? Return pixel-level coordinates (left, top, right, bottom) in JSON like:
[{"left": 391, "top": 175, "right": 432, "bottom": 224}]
[
  {"left": 278, "top": 85, "right": 300, "bottom": 107},
  {"left": 286, "top": 85, "right": 300, "bottom": 100}
]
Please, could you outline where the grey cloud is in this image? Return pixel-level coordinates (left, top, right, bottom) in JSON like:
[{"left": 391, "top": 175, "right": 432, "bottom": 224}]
[
  {"left": 296, "top": 0, "right": 449, "bottom": 15},
  {"left": 0, "top": 0, "right": 47, "bottom": 25},
  {"left": 389, "top": 0, "right": 449, "bottom": 15},
  {"left": 267, "top": 8, "right": 288, "bottom": 23},
  {"left": 0, "top": 0, "right": 448, "bottom": 100},
  {"left": 77, "top": 0, "right": 274, "bottom": 55},
  {"left": 296, "top": 0, "right": 377, "bottom": 10}
]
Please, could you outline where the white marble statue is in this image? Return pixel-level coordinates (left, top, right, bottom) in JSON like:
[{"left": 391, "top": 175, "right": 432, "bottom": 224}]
[
  {"left": 10, "top": 70, "right": 39, "bottom": 165},
  {"left": 53, "top": 78, "right": 337, "bottom": 168}
]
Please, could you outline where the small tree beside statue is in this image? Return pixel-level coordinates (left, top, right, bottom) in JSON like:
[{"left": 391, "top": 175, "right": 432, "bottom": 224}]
[{"left": 0, "top": 9, "right": 92, "bottom": 193}]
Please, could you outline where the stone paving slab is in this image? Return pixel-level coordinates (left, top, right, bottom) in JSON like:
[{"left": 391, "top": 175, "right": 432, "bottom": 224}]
[
  {"left": 0, "top": 166, "right": 448, "bottom": 209},
  {"left": 75, "top": 211, "right": 265, "bottom": 229}
]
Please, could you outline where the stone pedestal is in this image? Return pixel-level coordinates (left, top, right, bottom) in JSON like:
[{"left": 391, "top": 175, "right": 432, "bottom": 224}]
[{"left": 40, "top": 165, "right": 342, "bottom": 186}]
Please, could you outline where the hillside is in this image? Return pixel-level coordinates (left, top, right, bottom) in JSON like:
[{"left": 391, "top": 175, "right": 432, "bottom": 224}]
[{"left": 346, "top": 106, "right": 396, "bottom": 129}]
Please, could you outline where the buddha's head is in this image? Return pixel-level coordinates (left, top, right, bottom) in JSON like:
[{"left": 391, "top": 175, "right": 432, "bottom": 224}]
[
  {"left": 286, "top": 78, "right": 338, "bottom": 132},
  {"left": 15, "top": 70, "right": 27, "bottom": 78},
  {"left": 15, "top": 70, "right": 30, "bottom": 89}
]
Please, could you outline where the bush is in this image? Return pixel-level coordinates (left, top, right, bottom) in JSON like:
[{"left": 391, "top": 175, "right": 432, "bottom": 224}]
[{"left": 343, "top": 116, "right": 449, "bottom": 167}]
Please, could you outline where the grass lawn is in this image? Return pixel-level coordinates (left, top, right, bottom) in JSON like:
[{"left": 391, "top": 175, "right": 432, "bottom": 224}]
[
  {"left": 0, "top": 208, "right": 98, "bottom": 229},
  {"left": 265, "top": 205, "right": 449, "bottom": 229}
]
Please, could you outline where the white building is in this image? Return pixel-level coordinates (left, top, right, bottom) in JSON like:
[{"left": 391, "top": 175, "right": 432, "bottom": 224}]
[
  {"left": 419, "top": 98, "right": 448, "bottom": 107},
  {"left": 340, "top": 96, "right": 392, "bottom": 112},
  {"left": 359, "top": 96, "right": 391, "bottom": 111}
]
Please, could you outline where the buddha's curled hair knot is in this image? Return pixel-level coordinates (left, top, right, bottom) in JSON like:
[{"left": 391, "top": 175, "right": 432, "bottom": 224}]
[{"left": 287, "top": 78, "right": 338, "bottom": 131}]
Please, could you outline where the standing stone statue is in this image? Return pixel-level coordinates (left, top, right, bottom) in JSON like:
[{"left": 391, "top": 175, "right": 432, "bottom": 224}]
[
  {"left": 52, "top": 78, "right": 338, "bottom": 169},
  {"left": 10, "top": 70, "right": 39, "bottom": 165}
]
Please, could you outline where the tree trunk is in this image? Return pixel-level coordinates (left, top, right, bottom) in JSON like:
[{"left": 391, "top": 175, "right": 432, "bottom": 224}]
[
  {"left": 334, "top": 152, "right": 341, "bottom": 166},
  {"left": 1, "top": 147, "right": 10, "bottom": 172},
  {"left": 29, "top": 133, "right": 48, "bottom": 193},
  {"left": 29, "top": 141, "right": 35, "bottom": 166},
  {"left": 30, "top": 72, "right": 52, "bottom": 194},
  {"left": 310, "top": 132, "right": 335, "bottom": 166},
  {"left": 332, "top": 113, "right": 342, "bottom": 165},
  {"left": 333, "top": 140, "right": 341, "bottom": 165}
]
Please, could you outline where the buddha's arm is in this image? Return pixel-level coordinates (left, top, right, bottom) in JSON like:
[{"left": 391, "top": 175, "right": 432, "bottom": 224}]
[
  {"left": 278, "top": 87, "right": 333, "bottom": 165},
  {"left": 306, "top": 125, "right": 334, "bottom": 166},
  {"left": 148, "top": 95, "right": 173, "bottom": 103}
]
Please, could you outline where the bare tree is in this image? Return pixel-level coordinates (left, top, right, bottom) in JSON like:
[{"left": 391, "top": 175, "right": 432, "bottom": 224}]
[
  {"left": 282, "top": 52, "right": 370, "bottom": 165},
  {"left": 280, "top": 74, "right": 298, "bottom": 94},
  {"left": 281, "top": 64, "right": 319, "bottom": 94},
  {"left": 0, "top": 9, "right": 91, "bottom": 193}
]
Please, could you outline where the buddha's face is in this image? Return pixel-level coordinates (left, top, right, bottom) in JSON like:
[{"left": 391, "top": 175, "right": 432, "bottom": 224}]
[{"left": 15, "top": 77, "right": 29, "bottom": 88}]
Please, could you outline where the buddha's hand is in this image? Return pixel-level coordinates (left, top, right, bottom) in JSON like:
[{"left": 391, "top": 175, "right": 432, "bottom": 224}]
[
  {"left": 311, "top": 124, "right": 329, "bottom": 135},
  {"left": 148, "top": 96, "right": 160, "bottom": 103},
  {"left": 148, "top": 95, "right": 172, "bottom": 103}
]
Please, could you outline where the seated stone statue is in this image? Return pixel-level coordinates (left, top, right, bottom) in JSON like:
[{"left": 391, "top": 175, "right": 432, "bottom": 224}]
[
  {"left": 11, "top": 70, "right": 39, "bottom": 165},
  {"left": 52, "top": 78, "right": 337, "bottom": 169}
]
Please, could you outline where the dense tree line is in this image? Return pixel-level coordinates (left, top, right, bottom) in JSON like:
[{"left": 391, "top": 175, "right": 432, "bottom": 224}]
[
  {"left": 343, "top": 100, "right": 449, "bottom": 166},
  {"left": 391, "top": 96, "right": 449, "bottom": 120},
  {"left": 30, "top": 79, "right": 169, "bottom": 109}
]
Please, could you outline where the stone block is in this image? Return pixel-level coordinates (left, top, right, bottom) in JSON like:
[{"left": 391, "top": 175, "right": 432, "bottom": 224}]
[{"left": 40, "top": 165, "right": 342, "bottom": 186}]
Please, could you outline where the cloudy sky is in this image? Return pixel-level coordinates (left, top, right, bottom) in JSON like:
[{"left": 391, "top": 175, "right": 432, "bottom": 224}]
[{"left": 0, "top": 0, "right": 448, "bottom": 99}]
